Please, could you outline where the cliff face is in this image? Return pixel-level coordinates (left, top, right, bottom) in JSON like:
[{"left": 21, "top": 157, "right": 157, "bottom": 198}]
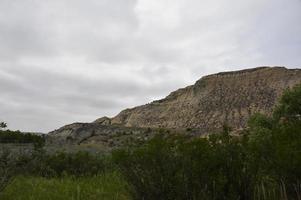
[
  {"left": 47, "top": 123, "right": 159, "bottom": 152},
  {"left": 111, "top": 67, "right": 301, "bottom": 133},
  {"left": 48, "top": 66, "right": 301, "bottom": 147}
]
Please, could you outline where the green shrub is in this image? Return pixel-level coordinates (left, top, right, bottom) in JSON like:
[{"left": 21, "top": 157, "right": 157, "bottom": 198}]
[
  {"left": 23, "top": 151, "right": 112, "bottom": 178},
  {"left": 1, "top": 82, "right": 300, "bottom": 200},
  {"left": 113, "top": 132, "right": 262, "bottom": 200},
  {"left": 0, "top": 149, "right": 18, "bottom": 194},
  {"left": 112, "top": 85, "right": 301, "bottom": 200},
  {"left": 273, "top": 83, "right": 301, "bottom": 122},
  {"left": 0, "top": 129, "right": 45, "bottom": 145}
]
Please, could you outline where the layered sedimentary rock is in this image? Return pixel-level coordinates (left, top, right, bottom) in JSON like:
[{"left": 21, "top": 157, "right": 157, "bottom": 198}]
[
  {"left": 48, "top": 66, "right": 301, "bottom": 146},
  {"left": 111, "top": 66, "right": 301, "bottom": 133},
  {"left": 47, "top": 123, "right": 158, "bottom": 151}
]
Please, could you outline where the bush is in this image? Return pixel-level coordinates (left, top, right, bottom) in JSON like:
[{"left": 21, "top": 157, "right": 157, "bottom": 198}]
[
  {"left": 113, "top": 132, "right": 263, "bottom": 200},
  {"left": 1, "top": 83, "right": 300, "bottom": 200},
  {"left": 112, "top": 84, "right": 301, "bottom": 200},
  {"left": 0, "top": 129, "right": 45, "bottom": 145},
  {"left": 273, "top": 83, "right": 301, "bottom": 122},
  {"left": 20, "top": 150, "right": 112, "bottom": 178},
  {"left": 0, "top": 149, "right": 18, "bottom": 194}
]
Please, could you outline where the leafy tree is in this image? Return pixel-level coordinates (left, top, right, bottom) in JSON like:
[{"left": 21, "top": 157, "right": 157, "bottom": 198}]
[
  {"left": 113, "top": 84, "right": 301, "bottom": 200},
  {"left": 273, "top": 84, "right": 301, "bottom": 122},
  {"left": 0, "top": 122, "right": 7, "bottom": 129},
  {"left": 248, "top": 84, "right": 301, "bottom": 199},
  {"left": 0, "top": 130, "right": 45, "bottom": 145},
  {"left": 113, "top": 132, "right": 260, "bottom": 200}
]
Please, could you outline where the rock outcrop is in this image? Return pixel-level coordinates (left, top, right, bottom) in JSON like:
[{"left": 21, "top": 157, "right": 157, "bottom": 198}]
[
  {"left": 93, "top": 117, "right": 111, "bottom": 125},
  {"left": 111, "top": 66, "right": 301, "bottom": 133},
  {"left": 47, "top": 123, "right": 158, "bottom": 152},
  {"left": 48, "top": 66, "right": 301, "bottom": 147}
]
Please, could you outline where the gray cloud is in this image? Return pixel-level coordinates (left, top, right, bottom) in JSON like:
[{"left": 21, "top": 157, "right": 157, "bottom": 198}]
[{"left": 0, "top": 0, "right": 300, "bottom": 132}]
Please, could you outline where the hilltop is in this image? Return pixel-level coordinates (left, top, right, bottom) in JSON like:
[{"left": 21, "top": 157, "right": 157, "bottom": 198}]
[{"left": 48, "top": 66, "right": 301, "bottom": 149}]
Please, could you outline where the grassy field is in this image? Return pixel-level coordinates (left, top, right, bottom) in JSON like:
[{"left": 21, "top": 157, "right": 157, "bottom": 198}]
[{"left": 0, "top": 172, "right": 130, "bottom": 200}]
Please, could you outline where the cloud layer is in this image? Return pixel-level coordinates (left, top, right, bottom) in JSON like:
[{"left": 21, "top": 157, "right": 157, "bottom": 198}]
[{"left": 0, "top": 0, "right": 300, "bottom": 132}]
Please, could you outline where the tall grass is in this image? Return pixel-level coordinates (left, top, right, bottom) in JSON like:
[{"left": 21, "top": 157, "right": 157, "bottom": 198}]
[
  {"left": 0, "top": 172, "right": 130, "bottom": 200},
  {"left": 0, "top": 149, "right": 17, "bottom": 194}
]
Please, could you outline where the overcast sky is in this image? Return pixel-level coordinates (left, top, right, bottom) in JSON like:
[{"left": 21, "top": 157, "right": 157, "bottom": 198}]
[{"left": 0, "top": 0, "right": 300, "bottom": 132}]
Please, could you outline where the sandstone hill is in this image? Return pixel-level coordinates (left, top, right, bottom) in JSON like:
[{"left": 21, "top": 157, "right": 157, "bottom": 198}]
[
  {"left": 111, "top": 66, "right": 301, "bottom": 132},
  {"left": 48, "top": 66, "right": 301, "bottom": 149}
]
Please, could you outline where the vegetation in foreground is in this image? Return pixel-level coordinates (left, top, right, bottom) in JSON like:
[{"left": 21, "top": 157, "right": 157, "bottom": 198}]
[
  {"left": 0, "top": 84, "right": 300, "bottom": 200},
  {"left": 0, "top": 129, "right": 45, "bottom": 145},
  {"left": 1, "top": 173, "right": 129, "bottom": 200}
]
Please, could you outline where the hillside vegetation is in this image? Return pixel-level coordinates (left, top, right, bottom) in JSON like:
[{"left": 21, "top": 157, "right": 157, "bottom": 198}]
[
  {"left": 0, "top": 130, "right": 44, "bottom": 145},
  {"left": 0, "top": 83, "right": 301, "bottom": 200}
]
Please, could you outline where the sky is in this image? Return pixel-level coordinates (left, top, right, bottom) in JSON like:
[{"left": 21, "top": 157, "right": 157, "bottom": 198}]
[{"left": 0, "top": 0, "right": 300, "bottom": 133}]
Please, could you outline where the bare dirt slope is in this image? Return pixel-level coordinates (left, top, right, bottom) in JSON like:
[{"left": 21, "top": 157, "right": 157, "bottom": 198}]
[{"left": 111, "top": 66, "right": 301, "bottom": 133}]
